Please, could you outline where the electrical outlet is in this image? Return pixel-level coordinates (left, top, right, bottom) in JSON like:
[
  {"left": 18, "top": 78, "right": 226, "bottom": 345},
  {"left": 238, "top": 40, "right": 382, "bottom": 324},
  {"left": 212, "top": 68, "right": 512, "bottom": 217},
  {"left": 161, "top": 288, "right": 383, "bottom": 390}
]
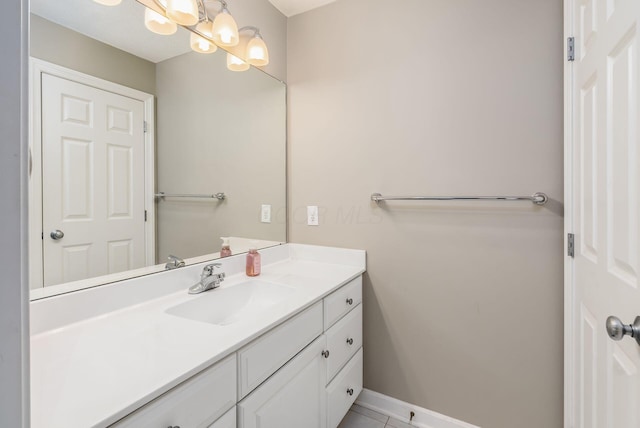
[
  {"left": 307, "top": 206, "right": 319, "bottom": 226},
  {"left": 261, "top": 204, "right": 271, "bottom": 223}
]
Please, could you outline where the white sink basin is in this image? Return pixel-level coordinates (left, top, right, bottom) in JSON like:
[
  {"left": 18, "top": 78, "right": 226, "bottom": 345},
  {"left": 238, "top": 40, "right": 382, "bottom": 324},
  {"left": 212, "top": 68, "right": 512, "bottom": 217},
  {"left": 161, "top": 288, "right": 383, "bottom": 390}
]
[{"left": 165, "top": 280, "right": 295, "bottom": 326}]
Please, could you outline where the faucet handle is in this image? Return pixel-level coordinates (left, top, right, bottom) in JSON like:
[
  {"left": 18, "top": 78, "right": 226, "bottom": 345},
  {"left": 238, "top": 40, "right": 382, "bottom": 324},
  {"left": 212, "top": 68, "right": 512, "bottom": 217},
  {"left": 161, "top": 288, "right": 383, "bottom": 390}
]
[
  {"left": 166, "top": 254, "right": 185, "bottom": 269},
  {"left": 202, "top": 263, "right": 223, "bottom": 277}
]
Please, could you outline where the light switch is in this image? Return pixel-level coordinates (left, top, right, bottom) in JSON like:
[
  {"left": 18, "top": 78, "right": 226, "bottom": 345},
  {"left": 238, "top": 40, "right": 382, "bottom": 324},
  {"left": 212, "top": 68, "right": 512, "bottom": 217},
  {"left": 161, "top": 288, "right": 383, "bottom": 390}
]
[
  {"left": 261, "top": 204, "right": 271, "bottom": 223},
  {"left": 307, "top": 206, "right": 319, "bottom": 226}
]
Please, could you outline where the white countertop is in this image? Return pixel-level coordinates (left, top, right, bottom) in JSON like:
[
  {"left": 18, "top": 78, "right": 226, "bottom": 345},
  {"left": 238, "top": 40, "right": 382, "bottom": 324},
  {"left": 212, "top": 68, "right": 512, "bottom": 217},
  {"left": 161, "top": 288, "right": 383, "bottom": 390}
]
[{"left": 30, "top": 244, "right": 365, "bottom": 428}]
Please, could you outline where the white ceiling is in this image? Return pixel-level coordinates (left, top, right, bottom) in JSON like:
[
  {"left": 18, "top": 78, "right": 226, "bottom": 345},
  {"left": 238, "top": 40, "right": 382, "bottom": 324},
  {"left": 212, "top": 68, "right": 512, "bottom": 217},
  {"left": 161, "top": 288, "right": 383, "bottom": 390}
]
[
  {"left": 30, "top": 0, "right": 192, "bottom": 63},
  {"left": 268, "top": 0, "right": 338, "bottom": 17}
]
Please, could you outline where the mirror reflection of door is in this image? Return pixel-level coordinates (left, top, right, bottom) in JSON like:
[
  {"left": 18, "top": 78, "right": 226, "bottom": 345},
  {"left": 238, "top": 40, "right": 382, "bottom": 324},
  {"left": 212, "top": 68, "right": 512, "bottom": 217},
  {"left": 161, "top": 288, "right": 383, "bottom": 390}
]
[{"left": 35, "top": 66, "right": 154, "bottom": 287}]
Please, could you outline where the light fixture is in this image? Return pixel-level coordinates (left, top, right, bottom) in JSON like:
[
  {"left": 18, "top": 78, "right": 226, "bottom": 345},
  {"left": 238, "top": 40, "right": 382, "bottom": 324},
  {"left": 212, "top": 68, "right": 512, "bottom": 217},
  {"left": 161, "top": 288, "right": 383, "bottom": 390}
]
[
  {"left": 240, "top": 27, "right": 269, "bottom": 67},
  {"left": 211, "top": 1, "right": 239, "bottom": 47},
  {"left": 138, "top": 0, "right": 268, "bottom": 67},
  {"left": 145, "top": 7, "right": 178, "bottom": 35},
  {"left": 165, "top": 0, "right": 199, "bottom": 26},
  {"left": 190, "top": 21, "right": 217, "bottom": 54},
  {"left": 227, "top": 53, "right": 249, "bottom": 72},
  {"left": 93, "top": 0, "right": 122, "bottom": 5}
]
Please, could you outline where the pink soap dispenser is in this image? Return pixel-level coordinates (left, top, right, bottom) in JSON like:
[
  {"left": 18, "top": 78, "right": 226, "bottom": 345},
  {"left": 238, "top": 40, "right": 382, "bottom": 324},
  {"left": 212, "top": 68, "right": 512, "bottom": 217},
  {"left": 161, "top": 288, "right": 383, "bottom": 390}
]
[
  {"left": 220, "top": 237, "right": 232, "bottom": 258},
  {"left": 246, "top": 242, "right": 261, "bottom": 277}
]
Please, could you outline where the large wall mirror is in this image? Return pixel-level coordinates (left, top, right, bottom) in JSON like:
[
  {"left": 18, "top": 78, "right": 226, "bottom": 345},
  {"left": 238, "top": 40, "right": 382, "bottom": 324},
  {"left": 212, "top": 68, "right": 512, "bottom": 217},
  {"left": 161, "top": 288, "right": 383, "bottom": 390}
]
[{"left": 28, "top": 0, "right": 286, "bottom": 300}]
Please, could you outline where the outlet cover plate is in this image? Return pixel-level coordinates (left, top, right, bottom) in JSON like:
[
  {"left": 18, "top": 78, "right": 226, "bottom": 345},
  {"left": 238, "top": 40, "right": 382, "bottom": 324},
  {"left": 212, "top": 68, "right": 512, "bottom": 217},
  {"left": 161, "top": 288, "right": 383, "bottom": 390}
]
[
  {"left": 307, "top": 206, "right": 319, "bottom": 226},
  {"left": 261, "top": 204, "right": 271, "bottom": 223}
]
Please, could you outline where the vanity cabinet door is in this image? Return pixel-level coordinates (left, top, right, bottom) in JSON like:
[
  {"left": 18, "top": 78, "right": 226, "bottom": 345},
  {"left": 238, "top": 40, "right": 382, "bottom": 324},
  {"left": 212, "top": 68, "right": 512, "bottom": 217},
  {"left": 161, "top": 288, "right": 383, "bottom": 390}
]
[
  {"left": 238, "top": 336, "right": 327, "bottom": 428},
  {"left": 208, "top": 407, "right": 236, "bottom": 428}
]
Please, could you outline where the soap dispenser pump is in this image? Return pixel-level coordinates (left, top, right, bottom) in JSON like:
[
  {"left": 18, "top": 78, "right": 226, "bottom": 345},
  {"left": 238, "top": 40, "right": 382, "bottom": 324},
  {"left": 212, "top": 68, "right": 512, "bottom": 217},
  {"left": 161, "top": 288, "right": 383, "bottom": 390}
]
[{"left": 220, "top": 237, "right": 232, "bottom": 258}]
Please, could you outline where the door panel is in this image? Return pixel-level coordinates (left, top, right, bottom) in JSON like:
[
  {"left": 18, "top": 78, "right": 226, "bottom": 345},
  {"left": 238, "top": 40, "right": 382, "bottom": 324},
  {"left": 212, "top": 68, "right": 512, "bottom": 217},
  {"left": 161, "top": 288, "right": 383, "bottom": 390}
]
[{"left": 571, "top": 0, "right": 640, "bottom": 426}]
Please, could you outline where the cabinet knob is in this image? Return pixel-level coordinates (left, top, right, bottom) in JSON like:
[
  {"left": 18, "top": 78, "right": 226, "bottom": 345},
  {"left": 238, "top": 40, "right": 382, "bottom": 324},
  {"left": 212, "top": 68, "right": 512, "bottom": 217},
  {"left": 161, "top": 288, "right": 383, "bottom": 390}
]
[
  {"left": 322, "top": 350, "right": 330, "bottom": 358},
  {"left": 346, "top": 338, "right": 354, "bottom": 345},
  {"left": 347, "top": 388, "right": 354, "bottom": 396},
  {"left": 346, "top": 298, "right": 353, "bottom": 305}
]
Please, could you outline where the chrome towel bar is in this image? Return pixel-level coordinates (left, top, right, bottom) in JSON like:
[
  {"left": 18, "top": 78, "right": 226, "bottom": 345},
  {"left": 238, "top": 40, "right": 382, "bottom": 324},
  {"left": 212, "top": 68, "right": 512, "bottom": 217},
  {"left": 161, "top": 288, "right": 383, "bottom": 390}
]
[
  {"left": 371, "top": 192, "right": 548, "bottom": 205},
  {"left": 155, "top": 192, "right": 226, "bottom": 200}
]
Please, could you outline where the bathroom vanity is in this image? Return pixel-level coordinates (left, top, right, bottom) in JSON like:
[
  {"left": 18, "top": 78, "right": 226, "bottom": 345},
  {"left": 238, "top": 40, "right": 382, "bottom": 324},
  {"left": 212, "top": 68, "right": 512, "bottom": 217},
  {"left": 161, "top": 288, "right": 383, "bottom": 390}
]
[{"left": 30, "top": 244, "right": 365, "bottom": 428}]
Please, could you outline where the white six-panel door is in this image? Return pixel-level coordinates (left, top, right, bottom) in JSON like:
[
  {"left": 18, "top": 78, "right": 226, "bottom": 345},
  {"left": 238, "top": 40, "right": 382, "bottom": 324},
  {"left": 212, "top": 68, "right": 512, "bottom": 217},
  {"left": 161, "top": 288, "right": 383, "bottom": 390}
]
[
  {"left": 569, "top": 0, "right": 640, "bottom": 426},
  {"left": 41, "top": 73, "right": 146, "bottom": 286}
]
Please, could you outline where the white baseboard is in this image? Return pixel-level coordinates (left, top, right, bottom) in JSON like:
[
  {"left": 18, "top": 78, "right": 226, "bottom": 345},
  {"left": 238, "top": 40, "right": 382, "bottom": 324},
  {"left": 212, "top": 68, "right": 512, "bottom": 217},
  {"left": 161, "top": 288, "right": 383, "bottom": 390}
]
[{"left": 355, "top": 389, "right": 480, "bottom": 428}]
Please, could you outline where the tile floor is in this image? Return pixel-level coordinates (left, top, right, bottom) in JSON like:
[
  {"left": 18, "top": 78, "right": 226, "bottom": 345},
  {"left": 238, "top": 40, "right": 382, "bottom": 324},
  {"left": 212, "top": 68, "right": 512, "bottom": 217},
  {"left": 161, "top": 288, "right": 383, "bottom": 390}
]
[{"left": 338, "top": 404, "right": 415, "bottom": 428}]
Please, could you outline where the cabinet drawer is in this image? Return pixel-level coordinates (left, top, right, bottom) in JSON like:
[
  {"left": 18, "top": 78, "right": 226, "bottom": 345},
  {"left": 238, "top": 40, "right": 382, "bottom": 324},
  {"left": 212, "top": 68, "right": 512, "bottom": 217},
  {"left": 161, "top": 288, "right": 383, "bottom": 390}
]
[
  {"left": 208, "top": 406, "right": 236, "bottom": 428},
  {"left": 237, "top": 301, "right": 323, "bottom": 399},
  {"left": 112, "top": 354, "right": 236, "bottom": 428},
  {"left": 326, "top": 303, "right": 362, "bottom": 382},
  {"left": 324, "top": 276, "right": 362, "bottom": 330},
  {"left": 326, "top": 349, "right": 363, "bottom": 428}
]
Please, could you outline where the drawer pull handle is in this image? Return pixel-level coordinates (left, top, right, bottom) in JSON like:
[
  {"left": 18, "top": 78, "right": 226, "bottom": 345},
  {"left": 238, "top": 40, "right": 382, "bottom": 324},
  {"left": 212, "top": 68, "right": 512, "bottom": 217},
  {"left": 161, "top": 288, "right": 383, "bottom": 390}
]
[
  {"left": 347, "top": 388, "right": 354, "bottom": 396},
  {"left": 322, "top": 350, "right": 330, "bottom": 358},
  {"left": 346, "top": 338, "right": 354, "bottom": 345},
  {"left": 168, "top": 426, "right": 181, "bottom": 428},
  {"left": 346, "top": 298, "right": 354, "bottom": 305}
]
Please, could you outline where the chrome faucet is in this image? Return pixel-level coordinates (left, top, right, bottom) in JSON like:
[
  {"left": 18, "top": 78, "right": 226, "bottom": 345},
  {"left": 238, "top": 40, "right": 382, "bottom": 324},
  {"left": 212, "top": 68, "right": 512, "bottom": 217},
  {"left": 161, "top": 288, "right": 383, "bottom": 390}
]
[
  {"left": 165, "top": 255, "right": 185, "bottom": 270},
  {"left": 189, "top": 263, "right": 225, "bottom": 294}
]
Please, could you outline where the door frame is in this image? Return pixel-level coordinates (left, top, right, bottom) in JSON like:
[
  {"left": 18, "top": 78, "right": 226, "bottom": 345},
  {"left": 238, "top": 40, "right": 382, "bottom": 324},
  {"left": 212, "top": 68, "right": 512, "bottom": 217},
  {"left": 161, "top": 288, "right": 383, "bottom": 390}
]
[
  {"left": 563, "top": 0, "right": 575, "bottom": 426},
  {"left": 28, "top": 58, "right": 156, "bottom": 290}
]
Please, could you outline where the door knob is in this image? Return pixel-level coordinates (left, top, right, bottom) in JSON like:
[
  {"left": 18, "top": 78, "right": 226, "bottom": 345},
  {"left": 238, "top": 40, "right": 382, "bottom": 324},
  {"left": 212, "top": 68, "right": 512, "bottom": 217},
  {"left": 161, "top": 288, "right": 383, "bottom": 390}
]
[
  {"left": 606, "top": 316, "right": 640, "bottom": 346},
  {"left": 50, "top": 230, "right": 64, "bottom": 240}
]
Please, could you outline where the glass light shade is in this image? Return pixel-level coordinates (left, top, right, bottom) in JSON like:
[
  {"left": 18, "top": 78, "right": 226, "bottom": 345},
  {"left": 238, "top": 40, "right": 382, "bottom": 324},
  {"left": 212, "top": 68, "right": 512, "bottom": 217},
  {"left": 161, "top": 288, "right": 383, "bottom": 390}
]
[
  {"left": 246, "top": 37, "right": 269, "bottom": 66},
  {"left": 190, "top": 22, "right": 217, "bottom": 54},
  {"left": 93, "top": 0, "right": 122, "bottom": 5},
  {"left": 212, "top": 11, "right": 239, "bottom": 47},
  {"left": 227, "top": 53, "right": 249, "bottom": 72},
  {"left": 166, "top": 0, "right": 199, "bottom": 26},
  {"left": 144, "top": 8, "right": 178, "bottom": 35}
]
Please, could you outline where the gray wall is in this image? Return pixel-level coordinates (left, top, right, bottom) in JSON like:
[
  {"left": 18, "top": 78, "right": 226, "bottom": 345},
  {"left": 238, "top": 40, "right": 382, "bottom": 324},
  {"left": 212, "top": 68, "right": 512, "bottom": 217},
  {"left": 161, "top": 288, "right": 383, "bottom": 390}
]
[
  {"left": 155, "top": 51, "right": 287, "bottom": 261},
  {"left": 30, "top": 14, "right": 156, "bottom": 95},
  {"left": 287, "top": 1, "right": 564, "bottom": 427},
  {"left": 0, "top": 0, "right": 29, "bottom": 426}
]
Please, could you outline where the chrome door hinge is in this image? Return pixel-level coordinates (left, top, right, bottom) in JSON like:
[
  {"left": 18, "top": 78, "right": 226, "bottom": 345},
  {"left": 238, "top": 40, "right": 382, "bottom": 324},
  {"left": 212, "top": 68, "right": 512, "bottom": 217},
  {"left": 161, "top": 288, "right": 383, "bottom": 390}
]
[
  {"left": 568, "top": 233, "right": 575, "bottom": 258},
  {"left": 567, "top": 37, "right": 575, "bottom": 61},
  {"left": 143, "top": 121, "right": 148, "bottom": 133}
]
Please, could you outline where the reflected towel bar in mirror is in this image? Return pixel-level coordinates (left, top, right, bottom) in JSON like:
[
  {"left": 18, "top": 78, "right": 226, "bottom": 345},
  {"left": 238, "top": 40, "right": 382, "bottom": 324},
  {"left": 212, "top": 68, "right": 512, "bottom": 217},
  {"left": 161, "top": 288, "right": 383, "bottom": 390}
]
[
  {"left": 371, "top": 192, "right": 548, "bottom": 205},
  {"left": 155, "top": 192, "right": 226, "bottom": 200}
]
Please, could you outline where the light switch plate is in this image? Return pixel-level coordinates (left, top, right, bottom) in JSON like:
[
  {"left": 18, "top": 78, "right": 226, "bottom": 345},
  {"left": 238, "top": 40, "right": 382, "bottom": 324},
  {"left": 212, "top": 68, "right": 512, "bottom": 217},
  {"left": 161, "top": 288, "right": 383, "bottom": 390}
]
[
  {"left": 307, "top": 206, "right": 319, "bottom": 226},
  {"left": 261, "top": 204, "right": 271, "bottom": 223}
]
